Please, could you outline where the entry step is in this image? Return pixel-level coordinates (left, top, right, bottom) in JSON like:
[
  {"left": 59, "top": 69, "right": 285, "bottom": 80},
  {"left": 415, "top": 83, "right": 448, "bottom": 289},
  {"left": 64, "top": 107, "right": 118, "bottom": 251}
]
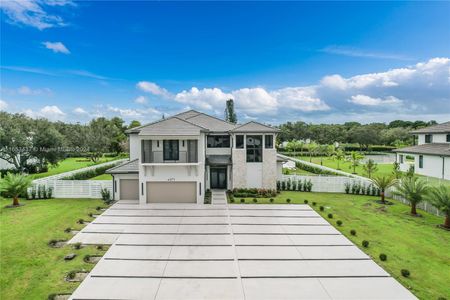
[{"left": 211, "top": 190, "right": 228, "bottom": 205}]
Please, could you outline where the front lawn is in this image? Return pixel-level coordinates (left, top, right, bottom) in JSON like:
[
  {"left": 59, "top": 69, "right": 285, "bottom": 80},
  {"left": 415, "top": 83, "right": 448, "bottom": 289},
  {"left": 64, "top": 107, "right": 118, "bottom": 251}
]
[
  {"left": 233, "top": 192, "right": 450, "bottom": 300},
  {"left": 0, "top": 197, "right": 106, "bottom": 299}
]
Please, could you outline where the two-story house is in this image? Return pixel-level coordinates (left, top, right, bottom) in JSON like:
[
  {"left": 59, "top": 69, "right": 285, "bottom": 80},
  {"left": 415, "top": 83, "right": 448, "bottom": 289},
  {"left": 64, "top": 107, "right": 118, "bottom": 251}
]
[
  {"left": 393, "top": 121, "right": 450, "bottom": 180},
  {"left": 106, "top": 110, "right": 280, "bottom": 204}
]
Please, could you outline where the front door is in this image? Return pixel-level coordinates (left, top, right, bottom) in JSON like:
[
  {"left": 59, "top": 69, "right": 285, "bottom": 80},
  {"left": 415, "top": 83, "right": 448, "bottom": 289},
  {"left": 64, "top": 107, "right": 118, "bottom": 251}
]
[{"left": 210, "top": 167, "right": 227, "bottom": 189}]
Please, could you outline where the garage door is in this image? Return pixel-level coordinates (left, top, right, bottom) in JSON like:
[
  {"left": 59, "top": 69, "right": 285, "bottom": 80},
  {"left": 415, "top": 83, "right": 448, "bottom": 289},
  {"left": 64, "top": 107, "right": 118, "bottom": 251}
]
[
  {"left": 146, "top": 182, "right": 197, "bottom": 203},
  {"left": 120, "top": 179, "right": 139, "bottom": 200}
]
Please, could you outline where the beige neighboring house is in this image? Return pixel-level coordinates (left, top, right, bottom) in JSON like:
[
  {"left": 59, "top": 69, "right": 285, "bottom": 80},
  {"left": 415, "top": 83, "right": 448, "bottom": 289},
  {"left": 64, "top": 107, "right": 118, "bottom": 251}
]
[
  {"left": 393, "top": 121, "right": 450, "bottom": 180},
  {"left": 106, "top": 110, "right": 281, "bottom": 204}
]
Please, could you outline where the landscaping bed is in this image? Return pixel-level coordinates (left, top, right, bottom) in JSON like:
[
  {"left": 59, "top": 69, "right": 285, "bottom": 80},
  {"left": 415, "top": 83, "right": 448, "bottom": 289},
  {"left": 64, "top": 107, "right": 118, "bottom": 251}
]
[{"left": 231, "top": 191, "right": 450, "bottom": 300}]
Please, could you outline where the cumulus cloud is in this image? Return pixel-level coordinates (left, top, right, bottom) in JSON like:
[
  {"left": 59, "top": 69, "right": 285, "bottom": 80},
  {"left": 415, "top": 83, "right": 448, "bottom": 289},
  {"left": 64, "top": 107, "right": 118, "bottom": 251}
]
[
  {"left": 348, "top": 95, "right": 402, "bottom": 106},
  {"left": 0, "top": 0, "right": 73, "bottom": 30},
  {"left": 271, "top": 87, "right": 330, "bottom": 112},
  {"left": 137, "top": 81, "right": 171, "bottom": 98},
  {"left": 42, "top": 41, "right": 70, "bottom": 54},
  {"left": 0, "top": 99, "right": 8, "bottom": 110},
  {"left": 175, "top": 87, "right": 232, "bottom": 110},
  {"left": 17, "top": 85, "right": 52, "bottom": 95},
  {"left": 107, "top": 105, "right": 161, "bottom": 119},
  {"left": 134, "top": 96, "right": 147, "bottom": 104},
  {"left": 24, "top": 105, "right": 66, "bottom": 121},
  {"left": 73, "top": 107, "right": 88, "bottom": 114}
]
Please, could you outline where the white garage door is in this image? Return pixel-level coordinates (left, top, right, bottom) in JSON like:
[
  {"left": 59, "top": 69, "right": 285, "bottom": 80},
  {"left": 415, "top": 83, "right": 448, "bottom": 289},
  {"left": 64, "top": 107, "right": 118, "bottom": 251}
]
[
  {"left": 146, "top": 182, "right": 197, "bottom": 203},
  {"left": 120, "top": 179, "right": 139, "bottom": 200}
]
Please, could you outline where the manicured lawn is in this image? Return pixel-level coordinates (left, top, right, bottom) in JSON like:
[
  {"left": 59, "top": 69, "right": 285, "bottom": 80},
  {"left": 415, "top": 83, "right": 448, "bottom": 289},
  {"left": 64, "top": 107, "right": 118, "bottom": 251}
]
[
  {"left": 89, "top": 174, "right": 113, "bottom": 180},
  {"left": 0, "top": 197, "right": 107, "bottom": 299},
  {"left": 233, "top": 192, "right": 450, "bottom": 300},
  {"left": 29, "top": 156, "right": 123, "bottom": 180},
  {"left": 282, "top": 167, "right": 317, "bottom": 176}
]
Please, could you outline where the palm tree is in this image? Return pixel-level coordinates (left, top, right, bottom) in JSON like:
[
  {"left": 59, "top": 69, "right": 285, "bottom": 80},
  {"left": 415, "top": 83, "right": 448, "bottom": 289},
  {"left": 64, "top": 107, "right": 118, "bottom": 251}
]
[
  {"left": 332, "top": 149, "right": 345, "bottom": 170},
  {"left": 347, "top": 151, "right": 364, "bottom": 174},
  {"left": 392, "top": 162, "right": 402, "bottom": 179},
  {"left": 363, "top": 159, "right": 378, "bottom": 179},
  {"left": 371, "top": 175, "right": 398, "bottom": 204},
  {"left": 426, "top": 185, "right": 450, "bottom": 229},
  {"left": 393, "top": 177, "right": 429, "bottom": 216},
  {"left": 308, "top": 142, "right": 318, "bottom": 163},
  {"left": 0, "top": 173, "right": 32, "bottom": 207}
]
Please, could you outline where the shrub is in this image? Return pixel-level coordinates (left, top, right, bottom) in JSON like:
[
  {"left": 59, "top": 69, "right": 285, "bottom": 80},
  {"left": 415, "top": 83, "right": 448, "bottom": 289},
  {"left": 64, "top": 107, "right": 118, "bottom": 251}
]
[
  {"left": 336, "top": 220, "right": 343, "bottom": 226},
  {"left": 100, "top": 188, "right": 112, "bottom": 204},
  {"left": 286, "top": 179, "right": 292, "bottom": 191},
  {"left": 73, "top": 242, "right": 82, "bottom": 250},
  {"left": 379, "top": 253, "right": 387, "bottom": 261},
  {"left": 304, "top": 200, "right": 308, "bottom": 204},
  {"left": 96, "top": 245, "right": 104, "bottom": 250},
  {"left": 292, "top": 180, "right": 297, "bottom": 191},
  {"left": 253, "top": 198, "right": 258, "bottom": 203},
  {"left": 295, "top": 161, "right": 339, "bottom": 175},
  {"left": 362, "top": 240, "right": 369, "bottom": 248},
  {"left": 327, "top": 213, "right": 333, "bottom": 219},
  {"left": 344, "top": 182, "right": 350, "bottom": 194},
  {"left": 48, "top": 239, "right": 58, "bottom": 246},
  {"left": 305, "top": 180, "right": 313, "bottom": 192},
  {"left": 286, "top": 198, "right": 291, "bottom": 204},
  {"left": 47, "top": 187, "right": 53, "bottom": 198},
  {"left": 281, "top": 181, "right": 286, "bottom": 191},
  {"left": 83, "top": 254, "right": 91, "bottom": 263},
  {"left": 240, "top": 198, "right": 245, "bottom": 203},
  {"left": 401, "top": 269, "right": 410, "bottom": 278},
  {"left": 269, "top": 198, "right": 274, "bottom": 203},
  {"left": 64, "top": 227, "right": 72, "bottom": 233},
  {"left": 230, "top": 198, "right": 235, "bottom": 203},
  {"left": 350, "top": 229, "right": 357, "bottom": 236},
  {"left": 319, "top": 206, "right": 324, "bottom": 211},
  {"left": 66, "top": 270, "right": 77, "bottom": 280},
  {"left": 88, "top": 213, "right": 93, "bottom": 217},
  {"left": 232, "top": 188, "right": 277, "bottom": 198},
  {"left": 96, "top": 206, "right": 102, "bottom": 211},
  {"left": 77, "top": 218, "right": 84, "bottom": 224},
  {"left": 276, "top": 180, "right": 281, "bottom": 191},
  {"left": 312, "top": 201, "right": 316, "bottom": 206},
  {"left": 62, "top": 164, "right": 118, "bottom": 180},
  {"left": 297, "top": 180, "right": 303, "bottom": 191}
]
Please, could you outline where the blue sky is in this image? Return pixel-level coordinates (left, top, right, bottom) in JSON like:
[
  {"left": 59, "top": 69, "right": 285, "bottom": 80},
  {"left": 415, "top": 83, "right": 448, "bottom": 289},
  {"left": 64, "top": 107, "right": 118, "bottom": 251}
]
[{"left": 1, "top": 1, "right": 449, "bottom": 125}]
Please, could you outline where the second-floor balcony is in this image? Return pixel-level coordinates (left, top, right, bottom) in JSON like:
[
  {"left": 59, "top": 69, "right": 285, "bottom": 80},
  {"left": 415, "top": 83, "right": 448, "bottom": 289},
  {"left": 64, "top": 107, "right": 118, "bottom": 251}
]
[{"left": 141, "top": 139, "right": 199, "bottom": 164}]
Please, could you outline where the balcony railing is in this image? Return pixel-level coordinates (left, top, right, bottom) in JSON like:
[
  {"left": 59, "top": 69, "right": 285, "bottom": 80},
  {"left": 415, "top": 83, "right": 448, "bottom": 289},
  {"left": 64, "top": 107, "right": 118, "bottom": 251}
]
[{"left": 143, "top": 151, "right": 198, "bottom": 163}]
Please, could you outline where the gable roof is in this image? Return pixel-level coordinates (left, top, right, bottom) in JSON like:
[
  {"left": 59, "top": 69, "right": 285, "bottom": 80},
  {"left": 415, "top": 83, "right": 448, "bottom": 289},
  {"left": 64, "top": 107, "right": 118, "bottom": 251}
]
[
  {"left": 105, "top": 159, "right": 139, "bottom": 174},
  {"left": 231, "top": 121, "right": 280, "bottom": 133},
  {"left": 393, "top": 143, "right": 450, "bottom": 157},
  {"left": 410, "top": 121, "right": 450, "bottom": 134},
  {"left": 138, "top": 116, "right": 208, "bottom": 136}
]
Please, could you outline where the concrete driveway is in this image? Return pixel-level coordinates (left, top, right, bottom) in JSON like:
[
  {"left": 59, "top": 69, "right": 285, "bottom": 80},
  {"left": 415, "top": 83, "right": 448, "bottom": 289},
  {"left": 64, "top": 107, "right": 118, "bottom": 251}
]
[{"left": 69, "top": 201, "right": 416, "bottom": 300}]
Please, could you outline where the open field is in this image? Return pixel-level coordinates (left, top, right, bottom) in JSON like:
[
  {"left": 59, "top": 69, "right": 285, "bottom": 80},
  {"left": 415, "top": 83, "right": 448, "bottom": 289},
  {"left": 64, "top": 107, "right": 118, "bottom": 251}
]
[
  {"left": 0, "top": 198, "right": 106, "bottom": 299},
  {"left": 233, "top": 191, "right": 450, "bottom": 300}
]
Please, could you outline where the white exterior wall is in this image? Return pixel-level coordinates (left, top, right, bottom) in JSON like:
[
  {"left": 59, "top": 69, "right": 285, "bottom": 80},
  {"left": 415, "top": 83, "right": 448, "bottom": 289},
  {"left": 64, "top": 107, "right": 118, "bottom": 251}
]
[
  {"left": 129, "top": 134, "right": 140, "bottom": 160},
  {"left": 277, "top": 161, "right": 283, "bottom": 180},
  {"left": 417, "top": 133, "right": 449, "bottom": 145},
  {"left": 246, "top": 163, "right": 263, "bottom": 188},
  {"left": 415, "top": 154, "right": 448, "bottom": 179},
  {"left": 112, "top": 173, "right": 139, "bottom": 200}
]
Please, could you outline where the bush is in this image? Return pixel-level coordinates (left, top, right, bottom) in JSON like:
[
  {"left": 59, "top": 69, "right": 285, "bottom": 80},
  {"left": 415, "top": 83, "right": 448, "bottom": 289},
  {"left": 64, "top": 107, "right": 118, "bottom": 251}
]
[
  {"left": 77, "top": 219, "right": 84, "bottom": 224},
  {"left": 327, "top": 213, "right": 333, "bottom": 219},
  {"left": 269, "top": 198, "right": 274, "bottom": 203},
  {"left": 350, "top": 229, "right": 357, "bottom": 236},
  {"left": 96, "top": 206, "right": 102, "bottom": 211},
  {"left": 362, "top": 240, "right": 369, "bottom": 248},
  {"left": 379, "top": 253, "right": 387, "bottom": 261},
  {"left": 344, "top": 182, "right": 351, "bottom": 194},
  {"left": 66, "top": 270, "right": 77, "bottom": 280},
  {"left": 100, "top": 188, "right": 112, "bottom": 204},
  {"left": 230, "top": 198, "right": 235, "bottom": 203},
  {"left": 96, "top": 245, "right": 104, "bottom": 250},
  {"left": 312, "top": 202, "right": 316, "bottom": 206},
  {"left": 336, "top": 220, "right": 343, "bottom": 226},
  {"left": 73, "top": 242, "right": 82, "bottom": 250},
  {"left": 62, "top": 164, "right": 119, "bottom": 180},
  {"left": 48, "top": 239, "right": 58, "bottom": 246},
  {"left": 286, "top": 198, "right": 291, "bottom": 204},
  {"left": 276, "top": 180, "right": 281, "bottom": 191},
  {"left": 232, "top": 188, "right": 277, "bottom": 198},
  {"left": 304, "top": 200, "right": 308, "bottom": 204},
  {"left": 401, "top": 269, "right": 410, "bottom": 278},
  {"left": 240, "top": 198, "right": 245, "bottom": 203},
  {"left": 64, "top": 227, "right": 72, "bottom": 233},
  {"left": 295, "top": 161, "right": 339, "bottom": 175},
  {"left": 253, "top": 198, "right": 258, "bottom": 203},
  {"left": 319, "top": 206, "right": 324, "bottom": 211}
]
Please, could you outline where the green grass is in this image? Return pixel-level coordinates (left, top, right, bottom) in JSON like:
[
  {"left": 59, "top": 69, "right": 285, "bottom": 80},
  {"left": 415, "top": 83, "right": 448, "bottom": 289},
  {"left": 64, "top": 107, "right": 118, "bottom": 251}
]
[
  {"left": 29, "top": 156, "right": 123, "bottom": 180},
  {"left": 282, "top": 167, "right": 317, "bottom": 176},
  {"left": 0, "top": 197, "right": 107, "bottom": 299},
  {"left": 89, "top": 174, "right": 113, "bottom": 180},
  {"left": 232, "top": 192, "right": 450, "bottom": 300}
]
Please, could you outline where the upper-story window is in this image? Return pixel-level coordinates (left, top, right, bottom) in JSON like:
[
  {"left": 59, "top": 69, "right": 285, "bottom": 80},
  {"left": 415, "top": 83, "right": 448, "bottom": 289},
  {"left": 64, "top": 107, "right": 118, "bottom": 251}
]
[
  {"left": 142, "top": 140, "right": 152, "bottom": 163},
  {"left": 246, "top": 135, "right": 262, "bottom": 162},
  {"left": 236, "top": 135, "right": 244, "bottom": 149},
  {"left": 265, "top": 135, "right": 273, "bottom": 149},
  {"left": 425, "top": 134, "right": 432, "bottom": 143},
  {"left": 447, "top": 134, "right": 450, "bottom": 142},
  {"left": 163, "top": 140, "right": 179, "bottom": 161},
  {"left": 207, "top": 135, "right": 230, "bottom": 148}
]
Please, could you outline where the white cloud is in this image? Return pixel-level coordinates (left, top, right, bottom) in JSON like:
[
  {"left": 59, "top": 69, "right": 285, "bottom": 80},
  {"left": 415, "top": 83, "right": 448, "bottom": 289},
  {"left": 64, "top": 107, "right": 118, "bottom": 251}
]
[
  {"left": 73, "top": 107, "right": 88, "bottom": 115},
  {"left": 0, "top": 100, "right": 8, "bottom": 110},
  {"left": 320, "top": 45, "right": 411, "bottom": 60},
  {"left": 67, "top": 70, "right": 109, "bottom": 80},
  {"left": 107, "top": 105, "right": 161, "bottom": 119},
  {"left": 134, "top": 96, "right": 147, "bottom": 104},
  {"left": 0, "top": 0, "right": 73, "bottom": 30},
  {"left": 24, "top": 105, "right": 66, "bottom": 121},
  {"left": 42, "top": 41, "right": 70, "bottom": 54},
  {"left": 175, "top": 87, "right": 232, "bottom": 110},
  {"left": 348, "top": 95, "right": 402, "bottom": 106},
  {"left": 137, "top": 81, "right": 171, "bottom": 98},
  {"left": 233, "top": 88, "right": 278, "bottom": 114},
  {"left": 17, "top": 85, "right": 52, "bottom": 95},
  {"left": 271, "top": 87, "right": 330, "bottom": 112}
]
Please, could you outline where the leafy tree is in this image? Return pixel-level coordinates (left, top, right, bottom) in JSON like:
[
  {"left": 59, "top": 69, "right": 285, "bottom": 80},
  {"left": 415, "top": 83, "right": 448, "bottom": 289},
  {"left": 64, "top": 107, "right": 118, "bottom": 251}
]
[
  {"left": 348, "top": 126, "right": 380, "bottom": 150},
  {"left": 87, "top": 118, "right": 119, "bottom": 162},
  {"left": 128, "top": 120, "right": 141, "bottom": 129},
  {"left": 347, "top": 151, "right": 364, "bottom": 174},
  {"left": 393, "top": 177, "right": 430, "bottom": 216},
  {"left": 109, "top": 117, "right": 127, "bottom": 155},
  {"left": 286, "top": 140, "right": 302, "bottom": 157},
  {"left": 224, "top": 99, "right": 237, "bottom": 123},
  {"left": 426, "top": 185, "right": 450, "bottom": 228},
  {"left": 371, "top": 175, "right": 398, "bottom": 204},
  {"left": 332, "top": 148, "right": 345, "bottom": 170},
  {"left": 362, "top": 159, "right": 378, "bottom": 178},
  {"left": 0, "top": 173, "right": 32, "bottom": 206},
  {"left": 392, "top": 162, "right": 402, "bottom": 179},
  {"left": 307, "top": 142, "right": 318, "bottom": 162}
]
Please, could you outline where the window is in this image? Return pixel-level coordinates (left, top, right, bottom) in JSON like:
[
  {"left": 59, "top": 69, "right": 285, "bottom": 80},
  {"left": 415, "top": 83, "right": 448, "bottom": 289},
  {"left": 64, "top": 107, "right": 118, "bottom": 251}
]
[
  {"left": 157, "top": 140, "right": 160, "bottom": 147},
  {"left": 182, "top": 140, "right": 185, "bottom": 147},
  {"left": 447, "top": 134, "right": 450, "bottom": 142},
  {"left": 207, "top": 135, "right": 230, "bottom": 148},
  {"left": 163, "top": 140, "right": 179, "bottom": 160},
  {"left": 399, "top": 155, "right": 404, "bottom": 164},
  {"left": 236, "top": 135, "right": 244, "bottom": 149},
  {"left": 419, "top": 155, "right": 423, "bottom": 168},
  {"left": 265, "top": 135, "right": 273, "bottom": 149},
  {"left": 425, "top": 134, "right": 432, "bottom": 143},
  {"left": 141, "top": 140, "right": 152, "bottom": 163},
  {"left": 246, "top": 135, "right": 263, "bottom": 162}
]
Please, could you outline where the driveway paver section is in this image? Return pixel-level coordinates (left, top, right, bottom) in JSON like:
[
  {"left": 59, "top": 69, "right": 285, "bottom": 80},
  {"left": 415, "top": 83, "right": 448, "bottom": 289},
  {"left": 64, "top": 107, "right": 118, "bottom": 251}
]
[{"left": 69, "top": 201, "right": 416, "bottom": 300}]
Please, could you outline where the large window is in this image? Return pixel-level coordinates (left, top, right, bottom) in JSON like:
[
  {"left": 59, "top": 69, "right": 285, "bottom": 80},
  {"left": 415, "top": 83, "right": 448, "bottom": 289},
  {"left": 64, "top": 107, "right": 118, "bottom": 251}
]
[
  {"left": 236, "top": 135, "right": 244, "bottom": 149},
  {"left": 419, "top": 155, "right": 423, "bottom": 168},
  {"left": 447, "top": 134, "right": 450, "bottom": 142},
  {"left": 163, "top": 140, "right": 179, "bottom": 161},
  {"left": 207, "top": 135, "right": 230, "bottom": 148},
  {"left": 246, "top": 135, "right": 262, "bottom": 162},
  {"left": 141, "top": 140, "right": 152, "bottom": 163},
  {"left": 265, "top": 135, "right": 273, "bottom": 149},
  {"left": 425, "top": 134, "right": 432, "bottom": 143}
]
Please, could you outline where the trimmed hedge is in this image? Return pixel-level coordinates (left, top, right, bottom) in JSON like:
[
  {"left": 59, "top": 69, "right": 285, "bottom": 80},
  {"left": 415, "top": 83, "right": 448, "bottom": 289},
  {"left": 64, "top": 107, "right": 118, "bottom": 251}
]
[
  {"left": 232, "top": 188, "right": 277, "bottom": 198},
  {"left": 62, "top": 164, "right": 118, "bottom": 180}
]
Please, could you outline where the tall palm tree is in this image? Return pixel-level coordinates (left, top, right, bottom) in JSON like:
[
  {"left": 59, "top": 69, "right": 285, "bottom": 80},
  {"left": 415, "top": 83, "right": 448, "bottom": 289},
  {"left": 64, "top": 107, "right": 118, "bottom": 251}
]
[
  {"left": 371, "top": 175, "right": 398, "bottom": 204},
  {"left": 363, "top": 159, "right": 378, "bottom": 179},
  {"left": 426, "top": 185, "right": 450, "bottom": 229},
  {"left": 0, "top": 173, "right": 32, "bottom": 206},
  {"left": 347, "top": 151, "right": 364, "bottom": 174},
  {"left": 308, "top": 142, "right": 318, "bottom": 163},
  {"left": 393, "top": 177, "right": 429, "bottom": 216},
  {"left": 332, "top": 149, "right": 345, "bottom": 170}
]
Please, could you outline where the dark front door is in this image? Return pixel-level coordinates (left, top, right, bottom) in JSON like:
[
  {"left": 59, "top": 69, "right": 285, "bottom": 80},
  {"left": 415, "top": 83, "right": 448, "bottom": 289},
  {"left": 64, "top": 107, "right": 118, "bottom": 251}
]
[{"left": 210, "top": 168, "right": 227, "bottom": 189}]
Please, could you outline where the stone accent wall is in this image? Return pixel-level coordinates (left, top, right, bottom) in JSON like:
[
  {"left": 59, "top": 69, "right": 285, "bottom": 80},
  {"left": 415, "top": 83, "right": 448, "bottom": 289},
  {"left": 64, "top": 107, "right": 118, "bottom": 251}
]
[
  {"left": 262, "top": 149, "right": 277, "bottom": 189},
  {"left": 232, "top": 149, "right": 247, "bottom": 188}
]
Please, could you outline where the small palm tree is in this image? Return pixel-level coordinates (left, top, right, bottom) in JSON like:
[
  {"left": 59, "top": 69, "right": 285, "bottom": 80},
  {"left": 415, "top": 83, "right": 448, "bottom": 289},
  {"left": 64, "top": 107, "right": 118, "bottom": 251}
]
[
  {"left": 392, "top": 162, "right": 402, "bottom": 179},
  {"left": 332, "top": 149, "right": 345, "bottom": 170},
  {"left": 426, "top": 185, "right": 450, "bottom": 229},
  {"left": 0, "top": 173, "right": 32, "bottom": 206},
  {"left": 363, "top": 159, "right": 378, "bottom": 179},
  {"left": 347, "top": 151, "right": 364, "bottom": 174},
  {"left": 393, "top": 177, "right": 429, "bottom": 216},
  {"left": 308, "top": 142, "right": 318, "bottom": 162},
  {"left": 371, "top": 175, "right": 398, "bottom": 204}
]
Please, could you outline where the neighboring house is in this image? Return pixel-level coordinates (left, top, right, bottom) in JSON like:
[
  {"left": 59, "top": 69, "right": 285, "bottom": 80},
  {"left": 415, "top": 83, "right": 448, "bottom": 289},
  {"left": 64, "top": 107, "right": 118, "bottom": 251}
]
[
  {"left": 393, "top": 121, "right": 450, "bottom": 180},
  {"left": 106, "top": 110, "right": 281, "bottom": 204}
]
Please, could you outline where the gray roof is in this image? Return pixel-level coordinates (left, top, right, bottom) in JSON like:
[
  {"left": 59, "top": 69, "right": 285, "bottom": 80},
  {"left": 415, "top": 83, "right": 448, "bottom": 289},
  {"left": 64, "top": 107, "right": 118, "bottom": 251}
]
[
  {"left": 183, "top": 113, "right": 236, "bottom": 131},
  {"left": 138, "top": 117, "right": 207, "bottom": 136},
  {"left": 231, "top": 121, "right": 280, "bottom": 133},
  {"left": 393, "top": 143, "right": 450, "bottom": 156},
  {"left": 410, "top": 121, "right": 450, "bottom": 134},
  {"left": 206, "top": 155, "right": 232, "bottom": 165},
  {"left": 106, "top": 159, "right": 139, "bottom": 174}
]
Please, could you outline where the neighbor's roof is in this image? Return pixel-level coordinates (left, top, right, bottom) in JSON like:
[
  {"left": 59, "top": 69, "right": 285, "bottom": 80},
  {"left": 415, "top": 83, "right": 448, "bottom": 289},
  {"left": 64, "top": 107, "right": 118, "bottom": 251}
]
[
  {"left": 393, "top": 143, "right": 450, "bottom": 157},
  {"left": 231, "top": 121, "right": 280, "bottom": 133},
  {"left": 106, "top": 159, "right": 139, "bottom": 174},
  {"left": 410, "top": 121, "right": 450, "bottom": 134}
]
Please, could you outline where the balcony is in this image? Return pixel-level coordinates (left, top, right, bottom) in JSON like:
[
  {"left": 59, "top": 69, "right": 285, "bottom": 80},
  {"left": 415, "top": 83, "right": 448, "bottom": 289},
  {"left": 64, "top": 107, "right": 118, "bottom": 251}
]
[{"left": 142, "top": 150, "right": 199, "bottom": 165}]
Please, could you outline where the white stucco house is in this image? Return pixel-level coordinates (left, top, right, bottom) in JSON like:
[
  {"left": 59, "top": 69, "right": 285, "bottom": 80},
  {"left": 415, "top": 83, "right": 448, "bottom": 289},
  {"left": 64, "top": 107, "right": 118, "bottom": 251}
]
[
  {"left": 106, "top": 110, "right": 282, "bottom": 204},
  {"left": 393, "top": 121, "right": 450, "bottom": 180}
]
